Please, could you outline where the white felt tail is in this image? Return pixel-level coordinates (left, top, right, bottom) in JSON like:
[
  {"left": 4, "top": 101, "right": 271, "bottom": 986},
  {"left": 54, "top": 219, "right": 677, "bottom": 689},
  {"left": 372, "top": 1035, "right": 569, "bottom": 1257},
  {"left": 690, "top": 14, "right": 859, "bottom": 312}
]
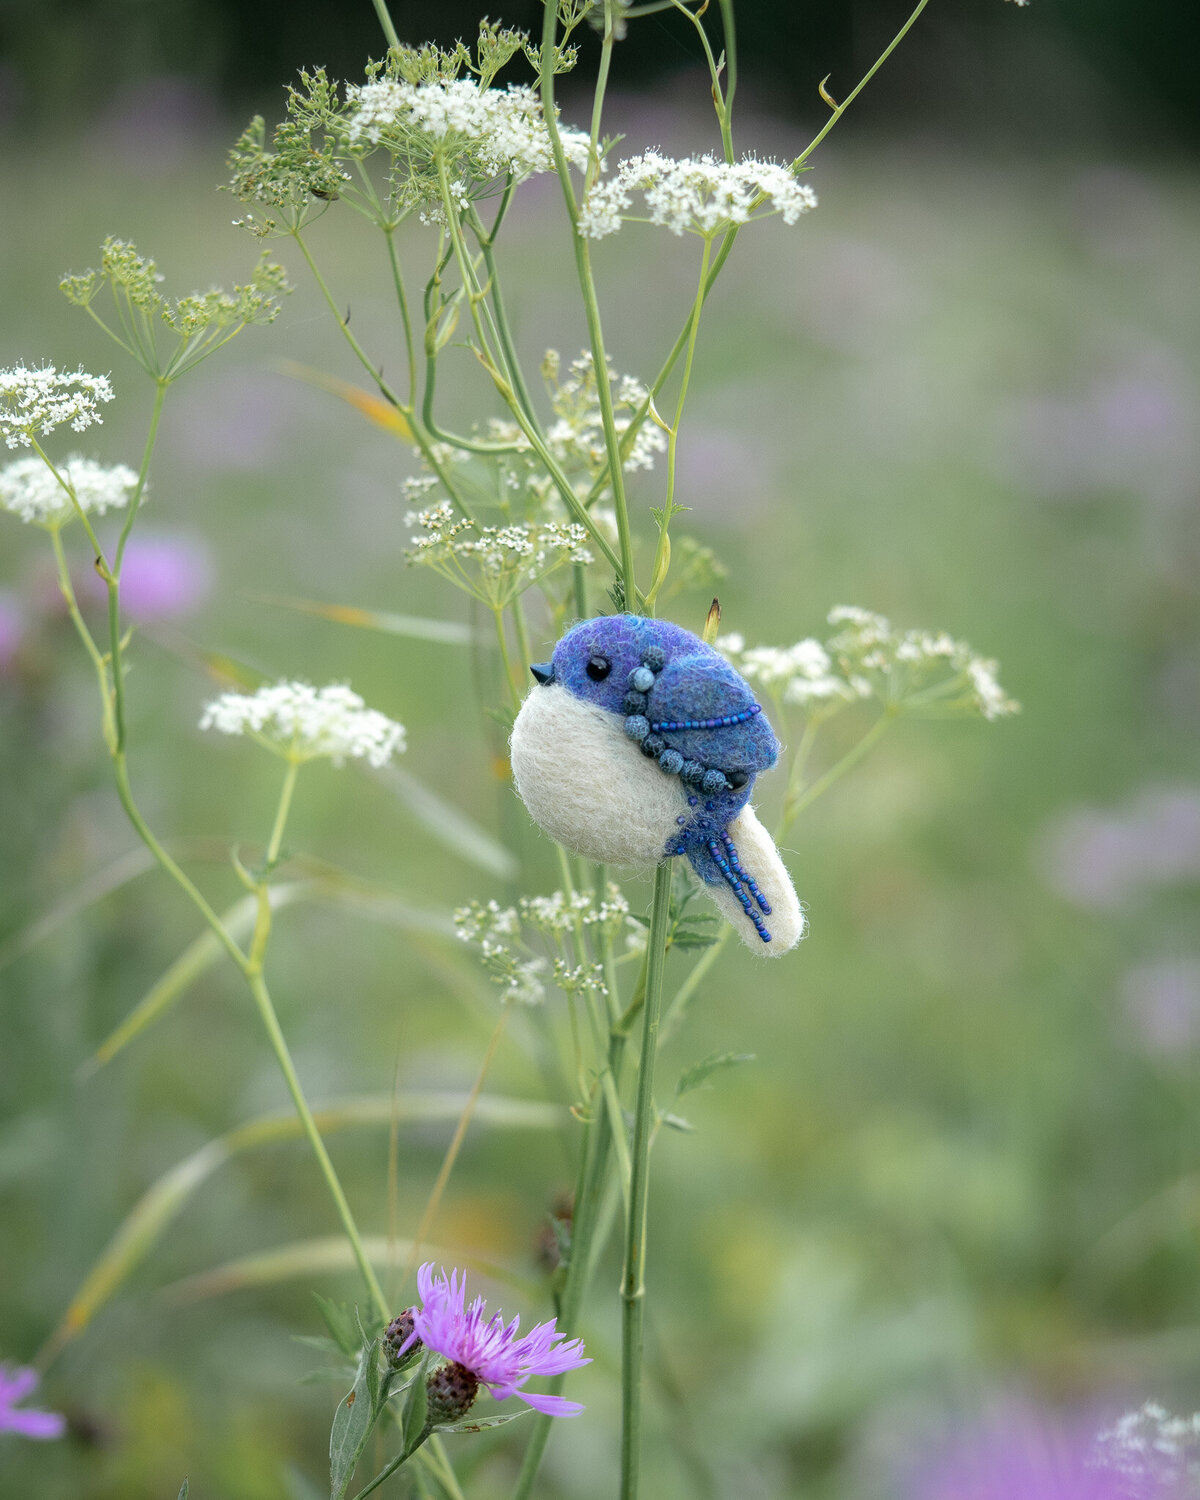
[{"left": 698, "top": 803, "right": 805, "bottom": 955}]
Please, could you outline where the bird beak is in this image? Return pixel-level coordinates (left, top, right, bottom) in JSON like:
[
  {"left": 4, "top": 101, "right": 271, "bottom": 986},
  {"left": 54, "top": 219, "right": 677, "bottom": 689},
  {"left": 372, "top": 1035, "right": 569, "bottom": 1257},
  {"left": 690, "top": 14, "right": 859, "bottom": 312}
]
[{"left": 530, "top": 662, "right": 555, "bottom": 686}]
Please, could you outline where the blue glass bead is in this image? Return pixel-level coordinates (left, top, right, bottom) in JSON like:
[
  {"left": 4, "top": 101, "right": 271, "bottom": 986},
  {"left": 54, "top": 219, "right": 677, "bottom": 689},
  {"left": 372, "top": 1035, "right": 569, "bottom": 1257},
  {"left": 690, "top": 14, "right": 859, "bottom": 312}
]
[
  {"left": 642, "top": 646, "right": 667, "bottom": 672},
  {"left": 701, "top": 770, "right": 726, "bottom": 796},
  {"left": 705, "top": 800, "right": 716, "bottom": 811},
  {"left": 630, "top": 665, "right": 655, "bottom": 693},
  {"left": 658, "top": 749, "right": 684, "bottom": 776},
  {"left": 688, "top": 796, "right": 698, "bottom": 806},
  {"left": 680, "top": 761, "right": 705, "bottom": 785},
  {"left": 643, "top": 734, "right": 665, "bottom": 758},
  {"left": 623, "top": 690, "right": 648, "bottom": 715},
  {"left": 676, "top": 815, "right": 686, "bottom": 825},
  {"left": 624, "top": 714, "right": 650, "bottom": 742}
]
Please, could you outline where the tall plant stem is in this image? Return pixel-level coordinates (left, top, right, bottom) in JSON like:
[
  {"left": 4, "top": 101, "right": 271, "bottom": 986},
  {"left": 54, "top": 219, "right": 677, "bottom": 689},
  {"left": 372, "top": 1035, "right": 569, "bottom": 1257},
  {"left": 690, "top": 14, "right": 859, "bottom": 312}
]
[
  {"left": 243, "top": 967, "right": 388, "bottom": 1319},
  {"left": 782, "top": 712, "right": 894, "bottom": 832},
  {"left": 369, "top": 0, "right": 401, "bottom": 49},
  {"left": 399, "top": 1004, "right": 510, "bottom": 1287},
  {"left": 621, "top": 859, "right": 673, "bottom": 1500},
  {"left": 538, "top": 3, "right": 638, "bottom": 610},
  {"left": 791, "top": 0, "right": 931, "bottom": 171}
]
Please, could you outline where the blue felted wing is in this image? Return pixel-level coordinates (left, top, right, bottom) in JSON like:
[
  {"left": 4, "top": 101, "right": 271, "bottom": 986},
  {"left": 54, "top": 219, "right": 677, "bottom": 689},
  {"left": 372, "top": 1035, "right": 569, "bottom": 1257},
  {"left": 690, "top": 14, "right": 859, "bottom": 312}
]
[{"left": 644, "top": 652, "right": 779, "bottom": 778}]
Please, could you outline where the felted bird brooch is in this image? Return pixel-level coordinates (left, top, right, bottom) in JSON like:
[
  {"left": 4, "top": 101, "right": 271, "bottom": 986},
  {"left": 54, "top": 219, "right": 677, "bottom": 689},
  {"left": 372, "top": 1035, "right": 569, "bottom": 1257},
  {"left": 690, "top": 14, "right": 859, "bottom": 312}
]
[{"left": 510, "top": 614, "right": 804, "bottom": 954}]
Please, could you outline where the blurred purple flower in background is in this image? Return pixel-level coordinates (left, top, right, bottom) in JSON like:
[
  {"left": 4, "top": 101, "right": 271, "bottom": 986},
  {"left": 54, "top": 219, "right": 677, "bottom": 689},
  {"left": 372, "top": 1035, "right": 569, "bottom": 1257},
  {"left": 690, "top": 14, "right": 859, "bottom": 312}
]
[
  {"left": 910, "top": 1409, "right": 1130, "bottom": 1500},
  {"left": 1121, "top": 957, "right": 1200, "bottom": 1056},
  {"left": 1038, "top": 785, "right": 1200, "bottom": 910},
  {"left": 0, "top": 588, "right": 24, "bottom": 673},
  {"left": 85, "top": 533, "right": 213, "bottom": 621},
  {"left": 0, "top": 1363, "right": 65, "bottom": 1440}
]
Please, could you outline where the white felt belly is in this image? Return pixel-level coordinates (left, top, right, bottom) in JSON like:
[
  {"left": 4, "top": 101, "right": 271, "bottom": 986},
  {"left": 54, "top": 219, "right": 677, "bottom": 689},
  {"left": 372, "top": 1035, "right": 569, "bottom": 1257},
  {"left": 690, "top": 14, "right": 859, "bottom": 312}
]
[
  {"left": 510, "top": 684, "right": 688, "bottom": 866},
  {"left": 700, "top": 803, "right": 806, "bottom": 955}
]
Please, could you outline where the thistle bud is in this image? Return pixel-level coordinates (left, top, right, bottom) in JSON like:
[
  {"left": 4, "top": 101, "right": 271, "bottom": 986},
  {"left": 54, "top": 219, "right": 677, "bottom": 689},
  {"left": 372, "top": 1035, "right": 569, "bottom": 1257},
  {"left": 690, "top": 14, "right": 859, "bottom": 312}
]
[
  {"left": 424, "top": 1361, "right": 479, "bottom": 1426},
  {"left": 383, "top": 1309, "right": 423, "bottom": 1367}
]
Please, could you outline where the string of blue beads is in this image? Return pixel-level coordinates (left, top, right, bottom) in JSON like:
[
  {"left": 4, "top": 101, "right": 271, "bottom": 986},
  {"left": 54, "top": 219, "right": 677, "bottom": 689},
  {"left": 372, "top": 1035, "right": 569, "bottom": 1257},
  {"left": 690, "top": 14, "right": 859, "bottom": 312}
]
[
  {"left": 722, "top": 831, "right": 772, "bottom": 915},
  {"left": 707, "top": 839, "right": 772, "bottom": 942},
  {"left": 649, "top": 704, "right": 762, "bottom": 733}
]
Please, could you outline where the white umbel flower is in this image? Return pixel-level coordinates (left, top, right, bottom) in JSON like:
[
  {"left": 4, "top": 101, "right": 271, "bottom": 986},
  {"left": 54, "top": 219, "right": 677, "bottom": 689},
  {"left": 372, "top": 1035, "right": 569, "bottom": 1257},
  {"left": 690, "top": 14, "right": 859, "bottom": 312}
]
[
  {"left": 0, "top": 366, "right": 115, "bottom": 449},
  {"left": 200, "top": 682, "right": 406, "bottom": 767},
  {"left": 717, "top": 633, "right": 858, "bottom": 705},
  {"left": 345, "top": 77, "right": 590, "bottom": 180},
  {"left": 579, "top": 151, "right": 816, "bottom": 239},
  {"left": 0, "top": 454, "right": 138, "bottom": 527}
]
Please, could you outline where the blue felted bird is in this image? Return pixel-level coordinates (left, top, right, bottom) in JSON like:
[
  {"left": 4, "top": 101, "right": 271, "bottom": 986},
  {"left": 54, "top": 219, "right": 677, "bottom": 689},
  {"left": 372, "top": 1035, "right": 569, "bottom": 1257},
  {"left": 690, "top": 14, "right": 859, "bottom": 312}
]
[{"left": 510, "top": 614, "right": 804, "bottom": 953}]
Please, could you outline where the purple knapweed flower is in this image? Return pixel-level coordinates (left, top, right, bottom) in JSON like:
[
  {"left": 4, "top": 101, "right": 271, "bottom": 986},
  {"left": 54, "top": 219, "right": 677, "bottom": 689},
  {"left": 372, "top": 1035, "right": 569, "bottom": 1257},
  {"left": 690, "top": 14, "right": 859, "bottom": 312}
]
[
  {"left": 400, "top": 1263, "right": 589, "bottom": 1417},
  {"left": 0, "top": 1363, "right": 66, "bottom": 1440},
  {"left": 84, "top": 532, "right": 214, "bottom": 620}
]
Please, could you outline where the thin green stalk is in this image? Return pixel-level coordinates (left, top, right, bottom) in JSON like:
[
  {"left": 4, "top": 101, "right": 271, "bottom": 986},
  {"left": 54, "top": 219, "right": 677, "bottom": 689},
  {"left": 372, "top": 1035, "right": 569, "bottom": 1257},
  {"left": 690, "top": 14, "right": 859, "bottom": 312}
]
[
  {"left": 383, "top": 228, "right": 418, "bottom": 401},
  {"left": 399, "top": 1004, "right": 510, "bottom": 1288},
  {"left": 244, "top": 966, "right": 388, "bottom": 1319},
  {"left": 538, "top": 3, "right": 638, "bottom": 610},
  {"left": 265, "top": 759, "right": 300, "bottom": 868},
  {"left": 648, "top": 235, "right": 714, "bottom": 608},
  {"left": 370, "top": 0, "right": 401, "bottom": 50},
  {"left": 465, "top": 202, "right": 542, "bottom": 435},
  {"left": 621, "top": 860, "right": 673, "bottom": 1500},
  {"left": 782, "top": 712, "right": 894, "bottom": 832},
  {"left": 493, "top": 608, "right": 523, "bottom": 712},
  {"left": 792, "top": 0, "right": 931, "bottom": 171},
  {"left": 48, "top": 526, "right": 113, "bottom": 744}
]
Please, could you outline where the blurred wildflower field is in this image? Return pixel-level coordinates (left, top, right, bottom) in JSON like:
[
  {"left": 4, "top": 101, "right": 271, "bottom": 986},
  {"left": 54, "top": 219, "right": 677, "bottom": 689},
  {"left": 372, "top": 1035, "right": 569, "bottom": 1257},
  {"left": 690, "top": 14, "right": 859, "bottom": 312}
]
[{"left": 2, "top": 5, "right": 1200, "bottom": 1496}]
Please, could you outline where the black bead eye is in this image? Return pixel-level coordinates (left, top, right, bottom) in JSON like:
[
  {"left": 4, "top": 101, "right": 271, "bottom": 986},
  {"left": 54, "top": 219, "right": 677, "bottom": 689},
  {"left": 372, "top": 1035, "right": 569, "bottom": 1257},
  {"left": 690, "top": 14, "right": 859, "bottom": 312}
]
[{"left": 586, "top": 655, "right": 611, "bottom": 682}]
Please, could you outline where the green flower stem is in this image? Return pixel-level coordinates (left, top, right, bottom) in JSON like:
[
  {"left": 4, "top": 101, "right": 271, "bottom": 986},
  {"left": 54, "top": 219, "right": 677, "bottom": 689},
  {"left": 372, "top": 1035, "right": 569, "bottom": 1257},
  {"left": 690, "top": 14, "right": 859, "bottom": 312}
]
[
  {"left": 383, "top": 227, "right": 418, "bottom": 401},
  {"left": 266, "top": 759, "right": 300, "bottom": 868},
  {"left": 508, "top": 1070, "right": 615, "bottom": 1500},
  {"left": 648, "top": 234, "right": 714, "bottom": 607},
  {"left": 464, "top": 201, "right": 542, "bottom": 436},
  {"left": 621, "top": 859, "right": 673, "bottom": 1500},
  {"left": 48, "top": 526, "right": 115, "bottom": 746},
  {"left": 399, "top": 1004, "right": 511, "bottom": 1290},
  {"left": 369, "top": 0, "right": 401, "bottom": 50},
  {"left": 791, "top": 0, "right": 931, "bottom": 171},
  {"left": 669, "top": 0, "right": 735, "bottom": 161},
  {"left": 782, "top": 711, "right": 894, "bottom": 833},
  {"left": 538, "top": 3, "right": 638, "bottom": 611},
  {"left": 292, "top": 227, "right": 477, "bottom": 524},
  {"left": 585, "top": 5, "right": 619, "bottom": 191},
  {"left": 109, "top": 378, "right": 168, "bottom": 750},
  {"left": 493, "top": 607, "right": 523, "bottom": 713},
  {"left": 243, "top": 963, "right": 388, "bottom": 1319}
]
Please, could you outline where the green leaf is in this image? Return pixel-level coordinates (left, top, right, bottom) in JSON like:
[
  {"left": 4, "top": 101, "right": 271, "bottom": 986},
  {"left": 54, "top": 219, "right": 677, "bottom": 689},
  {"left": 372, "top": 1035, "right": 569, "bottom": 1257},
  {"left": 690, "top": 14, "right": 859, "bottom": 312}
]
[
  {"left": 383, "top": 767, "right": 518, "bottom": 880},
  {"left": 252, "top": 592, "right": 478, "bottom": 646},
  {"left": 329, "top": 1339, "right": 382, "bottom": 1500},
  {"left": 312, "top": 1294, "right": 362, "bottom": 1358},
  {"left": 660, "top": 1111, "right": 696, "bottom": 1133},
  {"left": 434, "top": 1408, "right": 532, "bottom": 1434},
  {"left": 79, "top": 883, "right": 312, "bottom": 1076},
  {"left": 676, "top": 1051, "right": 756, "bottom": 1100},
  {"left": 177, "top": 1483, "right": 189, "bottom": 1500},
  {"left": 401, "top": 1353, "right": 430, "bottom": 1453}
]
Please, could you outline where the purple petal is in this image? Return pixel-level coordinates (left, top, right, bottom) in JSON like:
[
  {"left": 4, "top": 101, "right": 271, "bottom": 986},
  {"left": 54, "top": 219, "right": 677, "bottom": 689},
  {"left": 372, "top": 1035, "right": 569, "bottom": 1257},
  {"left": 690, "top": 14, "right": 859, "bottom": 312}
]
[
  {"left": 517, "top": 1391, "right": 585, "bottom": 1418},
  {"left": 5, "top": 1407, "right": 67, "bottom": 1440},
  {"left": 0, "top": 1365, "right": 38, "bottom": 1404}
]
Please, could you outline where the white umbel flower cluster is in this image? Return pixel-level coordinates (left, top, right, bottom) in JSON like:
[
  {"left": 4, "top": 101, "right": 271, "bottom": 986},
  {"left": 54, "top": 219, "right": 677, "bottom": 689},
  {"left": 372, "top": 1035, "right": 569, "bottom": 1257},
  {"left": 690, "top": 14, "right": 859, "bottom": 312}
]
[
  {"left": 200, "top": 682, "right": 406, "bottom": 767},
  {"left": 1092, "top": 1402, "right": 1200, "bottom": 1497},
  {"left": 1, "top": 366, "right": 115, "bottom": 450},
  {"left": 345, "top": 78, "right": 591, "bottom": 180},
  {"left": 826, "top": 605, "right": 1020, "bottom": 720},
  {"left": 721, "top": 608, "right": 1019, "bottom": 721},
  {"left": 578, "top": 151, "right": 816, "bottom": 239},
  {"left": 717, "top": 632, "right": 858, "bottom": 707},
  {"left": 0, "top": 454, "right": 139, "bottom": 528}
]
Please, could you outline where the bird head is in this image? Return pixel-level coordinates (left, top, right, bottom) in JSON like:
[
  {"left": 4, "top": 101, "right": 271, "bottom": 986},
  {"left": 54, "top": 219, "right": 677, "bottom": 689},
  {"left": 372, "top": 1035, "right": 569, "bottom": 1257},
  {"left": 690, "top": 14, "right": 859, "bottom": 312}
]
[{"left": 530, "top": 614, "right": 674, "bottom": 716}]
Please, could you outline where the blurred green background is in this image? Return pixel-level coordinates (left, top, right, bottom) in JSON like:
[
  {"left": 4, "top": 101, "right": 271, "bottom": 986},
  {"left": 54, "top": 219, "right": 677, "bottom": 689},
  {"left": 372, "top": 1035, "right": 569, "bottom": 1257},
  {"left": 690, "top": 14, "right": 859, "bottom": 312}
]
[{"left": 3, "top": 2, "right": 1200, "bottom": 1496}]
